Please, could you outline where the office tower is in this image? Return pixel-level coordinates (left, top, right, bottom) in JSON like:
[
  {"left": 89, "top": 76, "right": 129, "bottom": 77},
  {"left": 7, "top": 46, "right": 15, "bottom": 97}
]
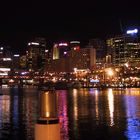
[
  {"left": 89, "top": 38, "right": 107, "bottom": 65},
  {"left": 49, "top": 47, "right": 96, "bottom": 72},
  {"left": 12, "top": 54, "right": 20, "bottom": 70},
  {"left": 67, "top": 47, "right": 96, "bottom": 72},
  {"left": 0, "top": 46, "right": 12, "bottom": 68},
  {"left": 52, "top": 42, "right": 70, "bottom": 60},
  {"left": 106, "top": 31, "right": 140, "bottom": 66},
  {"left": 45, "top": 48, "right": 52, "bottom": 72},
  {"left": 20, "top": 55, "right": 27, "bottom": 69},
  {"left": 53, "top": 43, "right": 59, "bottom": 60},
  {"left": 69, "top": 41, "right": 80, "bottom": 51},
  {"left": 27, "top": 38, "right": 47, "bottom": 72}
]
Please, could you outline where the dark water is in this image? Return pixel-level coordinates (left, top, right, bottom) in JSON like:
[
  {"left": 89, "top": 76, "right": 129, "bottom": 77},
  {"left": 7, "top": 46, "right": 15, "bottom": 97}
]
[{"left": 1, "top": 87, "right": 140, "bottom": 140}]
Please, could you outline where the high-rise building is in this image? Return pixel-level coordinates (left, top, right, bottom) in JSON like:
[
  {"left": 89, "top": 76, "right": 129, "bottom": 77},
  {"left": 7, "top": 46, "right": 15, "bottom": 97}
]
[
  {"left": 26, "top": 38, "right": 47, "bottom": 72},
  {"left": 88, "top": 38, "right": 107, "bottom": 66},
  {"left": 52, "top": 43, "right": 59, "bottom": 60},
  {"left": 69, "top": 41, "right": 80, "bottom": 51},
  {"left": 106, "top": 32, "right": 140, "bottom": 66},
  {"left": 49, "top": 47, "right": 96, "bottom": 72},
  {"left": 12, "top": 54, "right": 20, "bottom": 70},
  {"left": 20, "top": 55, "right": 27, "bottom": 69},
  {"left": 67, "top": 47, "right": 96, "bottom": 72},
  {"left": 52, "top": 42, "right": 70, "bottom": 60},
  {"left": 0, "top": 46, "right": 13, "bottom": 68}
]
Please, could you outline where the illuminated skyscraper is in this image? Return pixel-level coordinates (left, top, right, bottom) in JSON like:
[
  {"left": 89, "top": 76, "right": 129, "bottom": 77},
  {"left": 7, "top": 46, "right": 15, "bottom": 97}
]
[
  {"left": 52, "top": 42, "right": 70, "bottom": 59},
  {"left": 26, "top": 38, "right": 47, "bottom": 72},
  {"left": 89, "top": 38, "right": 107, "bottom": 65},
  {"left": 49, "top": 47, "right": 96, "bottom": 72},
  {"left": 106, "top": 30, "right": 140, "bottom": 66},
  {"left": 12, "top": 54, "right": 20, "bottom": 70},
  {"left": 53, "top": 43, "right": 59, "bottom": 60},
  {"left": 0, "top": 46, "right": 12, "bottom": 68},
  {"left": 69, "top": 41, "right": 80, "bottom": 51},
  {"left": 67, "top": 47, "right": 96, "bottom": 71}
]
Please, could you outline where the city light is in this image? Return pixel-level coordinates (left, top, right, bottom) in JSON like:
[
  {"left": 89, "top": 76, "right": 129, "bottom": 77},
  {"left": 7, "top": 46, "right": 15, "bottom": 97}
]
[
  {"left": 28, "top": 42, "right": 39, "bottom": 46},
  {"left": 107, "top": 69, "right": 114, "bottom": 76},
  {"left": 64, "top": 51, "right": 67, "bottom": 55},
  {"left": 126, "top": 29, "right": 138, "bottom": 34},
  {"left": 14, "top": 54, "right": 20, "bottom": 57},
  {"left": 58, "top": 43, "right": 68, "bottom": 46},
  {"left": 3, "top": 58, "right": 12, "bottom": 61},
  {"left": 0, "top": 47, "right": 3, "bottom": 50},
  {"left": 70, "top": 41, "right": 80, "bottom": 44},
  {"left": 0, "top": 68, "right": 11, "bottom": 71}
]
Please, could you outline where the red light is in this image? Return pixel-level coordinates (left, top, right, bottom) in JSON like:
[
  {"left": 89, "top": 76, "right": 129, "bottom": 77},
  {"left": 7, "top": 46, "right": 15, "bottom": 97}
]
[{"left": 73, "top": 46, "right": 80, "bottom": 51}]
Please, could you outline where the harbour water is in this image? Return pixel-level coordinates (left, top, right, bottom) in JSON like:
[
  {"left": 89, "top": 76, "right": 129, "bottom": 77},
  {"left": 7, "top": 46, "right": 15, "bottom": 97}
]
[{"left": 1, "top": 87, "right": 140, "bottom": 140}]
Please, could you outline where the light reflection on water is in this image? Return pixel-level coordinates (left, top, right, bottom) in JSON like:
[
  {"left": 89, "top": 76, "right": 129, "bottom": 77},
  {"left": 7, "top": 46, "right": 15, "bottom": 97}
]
[
  {"left": 58, "top": 88, "right": 140, "bottom": 140},
  {"left": 1, "top": 87, "right": 140, "bottom": 139},
  {"left": 0, "top": 87, "right": 38, "bottom": 140},
  {"left": 124, "top": 88, "right": 140, "bottom": 140},
  {"left": 107, "top": 88, "right": 114, "bottom": 126}
]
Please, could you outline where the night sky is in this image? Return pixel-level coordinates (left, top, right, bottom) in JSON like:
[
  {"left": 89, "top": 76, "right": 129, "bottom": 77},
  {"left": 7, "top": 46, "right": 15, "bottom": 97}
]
[{"left": 0, "top": 0, "right": 140, "bottom": 53}]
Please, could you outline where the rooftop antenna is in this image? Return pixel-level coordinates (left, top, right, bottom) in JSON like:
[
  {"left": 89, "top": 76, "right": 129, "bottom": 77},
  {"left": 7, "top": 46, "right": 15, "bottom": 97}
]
[{"left": 119, "top": 19, "right": 123, "bottom": 33}]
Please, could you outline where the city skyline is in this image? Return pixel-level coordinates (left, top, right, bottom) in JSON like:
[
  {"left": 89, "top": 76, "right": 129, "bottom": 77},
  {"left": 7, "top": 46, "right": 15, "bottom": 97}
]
[{"left": 0, "top": 0, "right": 140, "bottom": 52}]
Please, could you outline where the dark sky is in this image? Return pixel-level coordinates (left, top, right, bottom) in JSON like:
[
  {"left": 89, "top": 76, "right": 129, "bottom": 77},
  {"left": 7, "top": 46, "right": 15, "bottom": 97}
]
[{"left": 0, "top": 0, "right": 140, "bottom": 53}]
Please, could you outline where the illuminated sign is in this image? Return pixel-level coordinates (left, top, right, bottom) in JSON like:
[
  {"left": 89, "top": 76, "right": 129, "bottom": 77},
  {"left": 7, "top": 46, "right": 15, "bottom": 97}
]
[
  {"left": 127, "top": 29, "right": 138, "bottom": 34},
  {"left": 70, "top": 41, "right": 80, "bottom": 44},
  {"left": 0, "top": 68, "right": 11, "bottom": 71},
  {"left": 0, "top": 68, "right": 10, "bottom": 75},
  {"left": 90, "top": 79, "right": 99, "bottom": 83},
  {"left": 28, "top": 42, "right": 39, "bottom": 46},
  {"left": 45, "top": 50, "right": 49, "bottom": 53},
  {"left": 0, "top": 47, "right": 3, "bottom": 50},
  {"left": 3, "top": 58, "right": 12, "bottom": 61},
  {"left": 14, "top": 54, "right": 20, "bottom": 57},
  {"left": 58, "top": 43, "right": 68, "bottom": 46}
]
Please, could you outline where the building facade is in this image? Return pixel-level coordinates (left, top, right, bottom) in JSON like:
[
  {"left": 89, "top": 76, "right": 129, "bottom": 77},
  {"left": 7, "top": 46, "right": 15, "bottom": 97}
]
[
  {"left": 106, "top": 34, "right": 140, "bottom": 66},
  {"left": 47, "top": 47, "right": 96, "bottom": 73},
  {"left": 88, "top": 38, "right": 107, "bottom": 68},
  {"left": 26, "top": 38, "right": 47, "bottom": 72}
]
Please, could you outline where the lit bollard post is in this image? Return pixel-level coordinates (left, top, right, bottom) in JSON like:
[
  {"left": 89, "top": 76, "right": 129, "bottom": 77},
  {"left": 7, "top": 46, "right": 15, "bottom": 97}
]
[{"left": 35, "top": 89, "right": 61, "bottom": 140}]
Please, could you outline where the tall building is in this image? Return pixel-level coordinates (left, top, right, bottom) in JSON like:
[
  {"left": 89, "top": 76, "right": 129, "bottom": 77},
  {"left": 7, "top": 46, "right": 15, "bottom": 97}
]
[
  {"left": 69, "top": 41, "right": 80, "bottom": 51},
  {"left": 53, "top": 43, "right": 59, "bottom": 60},
  {"left": 48, "top": 47, "right": 96, "bottom": 72},
  {"left": 26, "top": 38, "right": 47, "bottom": 72},
  {"left": 106, "top": 32, "right": 140, "bottom": 66},
  {"left": 67, "top": 47, "right": 96, "bottom": 72},
  {"left": 52, "top": 42, "right": 70, "bottom": 60},
  {"left": 88, "top": 38, "right": 107, "bottom": 66},
  {"left": 12, "top": 54, "right": 20, "bottom": 70},
  {"left": 0, "top": 46, "right": 13, "bottom": 68},
  {"left": 45, "top": 48, "right": 52, "bottom": 72},
  {"left": 20, "top": 55, "right": 27, "bottom": 69}
]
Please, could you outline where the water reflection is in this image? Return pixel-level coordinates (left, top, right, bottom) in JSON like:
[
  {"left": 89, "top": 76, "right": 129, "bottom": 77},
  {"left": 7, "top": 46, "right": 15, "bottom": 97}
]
[
  {"left": 1, "top": 87, "right": 140, "bottom": 140},
  {"left": 107, "top": 88, "right": 114, "bottom": 126},
  {"left": 0, "top": 87, "right": 38, "bottom": 140},
  {"left": 57, "top": 90, "right": 69, "bottom": 140},
  {"left": 124, "top": 88, "right": 140, "bottom": 140},
  {"left": 0, "top": 95, "right": 10, "bottom": 139},
  {"left": 58, "top": 88, "right": 129, "bottom": 140}
]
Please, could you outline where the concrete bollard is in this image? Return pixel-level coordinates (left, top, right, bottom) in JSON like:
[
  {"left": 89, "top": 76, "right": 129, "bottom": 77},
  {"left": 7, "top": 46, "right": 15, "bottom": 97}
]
[{"left": 35, "top": 89, "right": 61, "bottom": 140}]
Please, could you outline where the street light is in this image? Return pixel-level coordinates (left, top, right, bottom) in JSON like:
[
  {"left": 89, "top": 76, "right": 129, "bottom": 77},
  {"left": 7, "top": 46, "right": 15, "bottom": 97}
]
[
  {"left": 105, "top": 68, "right": 114, "bottom": 86},
  {"left": 107, "top": 68, "right": 114, "bottom": 77}
]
